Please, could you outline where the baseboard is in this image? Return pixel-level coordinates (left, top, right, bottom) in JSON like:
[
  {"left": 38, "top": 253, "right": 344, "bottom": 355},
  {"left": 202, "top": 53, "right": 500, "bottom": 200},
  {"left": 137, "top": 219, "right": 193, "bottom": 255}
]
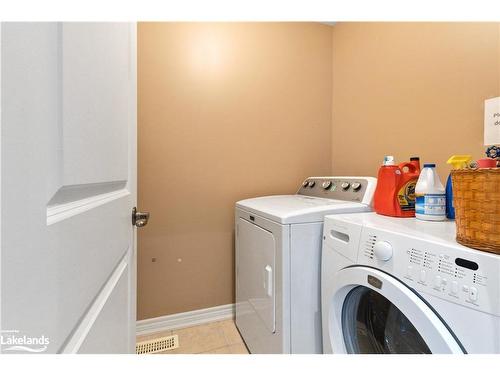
[{"left": 136, "top": 303, "right": 235, "bottom": 336}]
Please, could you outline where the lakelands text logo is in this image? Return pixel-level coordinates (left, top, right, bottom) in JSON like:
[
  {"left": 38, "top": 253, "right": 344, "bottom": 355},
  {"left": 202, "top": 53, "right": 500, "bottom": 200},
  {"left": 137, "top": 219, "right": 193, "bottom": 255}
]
[{"left": 1, "top": 330, "right": 50, "bottom": 353}]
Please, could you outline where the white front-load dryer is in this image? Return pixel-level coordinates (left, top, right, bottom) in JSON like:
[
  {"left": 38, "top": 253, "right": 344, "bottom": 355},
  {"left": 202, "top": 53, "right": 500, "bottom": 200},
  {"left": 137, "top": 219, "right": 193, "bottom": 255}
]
[
  {"left": 235, "top": 176, "right": 377, "bottom": 354},
  {"left": 322, "top": 212, "right": 500, "bottom": 354}
]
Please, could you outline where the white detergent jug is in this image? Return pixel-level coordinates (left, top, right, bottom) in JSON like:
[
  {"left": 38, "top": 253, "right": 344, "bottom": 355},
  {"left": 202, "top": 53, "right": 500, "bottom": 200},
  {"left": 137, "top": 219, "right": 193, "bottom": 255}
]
[{"left": 415, "top": 163, "right": 446, "bottom": 221}]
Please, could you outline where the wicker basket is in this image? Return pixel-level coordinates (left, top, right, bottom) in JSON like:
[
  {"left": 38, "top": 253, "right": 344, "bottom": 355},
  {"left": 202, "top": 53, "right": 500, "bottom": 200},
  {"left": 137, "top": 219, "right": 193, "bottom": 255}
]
[{"left": 451, "top": 168, "right": 500, "bottom": 254}]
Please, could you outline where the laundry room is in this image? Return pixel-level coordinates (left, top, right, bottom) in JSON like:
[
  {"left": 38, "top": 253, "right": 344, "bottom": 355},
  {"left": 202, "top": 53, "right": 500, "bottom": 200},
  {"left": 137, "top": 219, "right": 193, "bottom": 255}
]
[
  {"left": 1, "top": 3, "right": 500, "bottom": 370},
  {"left": 135, "top": 22, "right": 500, "bottom": 354}
]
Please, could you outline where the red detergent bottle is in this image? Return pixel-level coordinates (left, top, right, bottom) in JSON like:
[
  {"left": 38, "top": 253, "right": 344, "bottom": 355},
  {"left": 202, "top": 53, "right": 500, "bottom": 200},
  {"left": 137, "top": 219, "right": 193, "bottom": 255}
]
[{"left": 374, "top": 156, "right": 421, "bottom": 217}]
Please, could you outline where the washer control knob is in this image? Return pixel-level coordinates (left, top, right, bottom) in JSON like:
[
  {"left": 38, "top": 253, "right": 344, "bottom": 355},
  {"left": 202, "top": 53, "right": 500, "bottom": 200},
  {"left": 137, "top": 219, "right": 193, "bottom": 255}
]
[
  {"left": 302, "top": 180, "right": 309, "bottom": 187},
  {"left": 308, "top": 180, "right": 316, "bottom": 188},
  {"left": 352, "top": 182, "right": 362, "bottom": 191},
  {"left": 322, "top": 180, "right": 332, "bottom": 190},
  {"left": 341, "top": 182, "right": 350, "bottom": 190},
  {"left": 373, "top": 241, "right": 393, "bottom": 261}
]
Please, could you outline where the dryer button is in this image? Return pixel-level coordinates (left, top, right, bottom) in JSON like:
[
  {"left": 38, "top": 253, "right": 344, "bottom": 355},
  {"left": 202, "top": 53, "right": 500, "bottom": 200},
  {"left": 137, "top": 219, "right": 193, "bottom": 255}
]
[{"left": 451, "top": 281, "right": 459, "bottom": 295}]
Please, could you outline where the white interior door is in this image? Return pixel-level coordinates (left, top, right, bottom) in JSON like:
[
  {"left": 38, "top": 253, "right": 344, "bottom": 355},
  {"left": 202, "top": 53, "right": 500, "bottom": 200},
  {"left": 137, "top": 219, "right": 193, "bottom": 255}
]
[{"left": 0, "top": 22, "right": 137, "bottom": 353}]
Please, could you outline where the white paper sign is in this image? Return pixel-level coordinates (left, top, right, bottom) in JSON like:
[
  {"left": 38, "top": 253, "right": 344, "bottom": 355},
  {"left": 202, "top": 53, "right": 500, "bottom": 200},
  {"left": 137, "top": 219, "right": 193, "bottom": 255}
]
[{"left": 484, "top": 97, "right": 500, "bottom": 145}]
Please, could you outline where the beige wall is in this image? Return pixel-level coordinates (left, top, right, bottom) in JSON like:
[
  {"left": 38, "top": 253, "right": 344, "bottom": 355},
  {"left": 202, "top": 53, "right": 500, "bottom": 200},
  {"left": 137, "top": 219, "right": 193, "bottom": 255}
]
[
  {"left": 138, "top": 22, "right": 500, "bottom": 320},
  {"left": 138, "top": 23, "right": 333, "bottom": 319},
  {"left": 331, "top": 22, "right": 500, "bottom": 181}
]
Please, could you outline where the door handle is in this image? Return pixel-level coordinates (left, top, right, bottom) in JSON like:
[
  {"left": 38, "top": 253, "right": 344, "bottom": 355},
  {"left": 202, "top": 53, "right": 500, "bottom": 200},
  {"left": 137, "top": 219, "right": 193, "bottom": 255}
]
[
  {"left": 264, "top": 265, "right": 273, "bottom": 297},
  {"left": 132, "top": 207, "right": 150, "bottom": 227}
]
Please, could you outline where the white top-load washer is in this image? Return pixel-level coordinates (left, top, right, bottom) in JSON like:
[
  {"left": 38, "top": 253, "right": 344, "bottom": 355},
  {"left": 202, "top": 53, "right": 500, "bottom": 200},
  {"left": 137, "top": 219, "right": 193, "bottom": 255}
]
[
  {"left": 322, "top": 212, "right": 500, "bottom": 354},
  {"left": 235, "top": 176, "right": 377, "bottom": 354}
]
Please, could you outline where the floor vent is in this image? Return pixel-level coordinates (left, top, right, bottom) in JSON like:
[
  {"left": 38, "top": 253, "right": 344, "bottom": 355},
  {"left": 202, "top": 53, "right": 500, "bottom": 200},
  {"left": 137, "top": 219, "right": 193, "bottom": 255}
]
[{"left": 136, "top": 334, "right": 179, "bottom": 354}]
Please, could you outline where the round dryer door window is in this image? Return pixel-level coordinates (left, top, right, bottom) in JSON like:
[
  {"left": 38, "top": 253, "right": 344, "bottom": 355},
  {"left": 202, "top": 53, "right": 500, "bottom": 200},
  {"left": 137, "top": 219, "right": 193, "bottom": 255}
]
[{"left": 342, "top": 286, "right": 431, "bottom": 354}]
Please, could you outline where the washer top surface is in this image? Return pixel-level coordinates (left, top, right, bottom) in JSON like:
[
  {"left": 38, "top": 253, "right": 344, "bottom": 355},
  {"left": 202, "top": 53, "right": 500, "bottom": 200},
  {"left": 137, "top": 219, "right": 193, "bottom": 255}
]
[
  {"left": 326, "top": 212, "right": 459, "bottom": 246},
  {"left": 236, "top": 176, "right": 376, "bottom": 224},
  {"left": 325, "top": 211, "right": 500, "bottom": 256}
]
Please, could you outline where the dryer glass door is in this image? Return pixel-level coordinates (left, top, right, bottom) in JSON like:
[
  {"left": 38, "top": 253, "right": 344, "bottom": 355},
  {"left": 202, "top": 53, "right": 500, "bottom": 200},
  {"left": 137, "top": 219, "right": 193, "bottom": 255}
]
[{"left": 342, "top": 286, "right": 430, "bottom": 354}]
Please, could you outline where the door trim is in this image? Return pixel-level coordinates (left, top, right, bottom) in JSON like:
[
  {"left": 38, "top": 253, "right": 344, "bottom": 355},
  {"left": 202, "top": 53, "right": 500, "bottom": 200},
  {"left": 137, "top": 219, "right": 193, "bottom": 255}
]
[{"left": 326, "top": 266, "right": 464, "bottom": 354}]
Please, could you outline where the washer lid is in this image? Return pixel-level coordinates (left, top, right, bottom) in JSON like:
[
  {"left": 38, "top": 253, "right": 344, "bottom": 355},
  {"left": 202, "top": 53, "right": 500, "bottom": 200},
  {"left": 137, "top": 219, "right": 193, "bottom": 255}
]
[{"left": 236, "top": 195, "right": 370, "bottom": 224}]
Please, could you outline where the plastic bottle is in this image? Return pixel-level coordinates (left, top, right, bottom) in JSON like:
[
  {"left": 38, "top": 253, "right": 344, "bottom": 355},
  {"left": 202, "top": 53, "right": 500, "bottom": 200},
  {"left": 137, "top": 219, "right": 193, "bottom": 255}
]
[
  {"left": 410, "top": 156, "right": 421, "bottom": 171},
  {"left": 374, "top": 156, "right": 421, "bottom": 217},
  {"left": 415, "top": 163, "right": 446, "bottom": 221},
  {"left": 384, "top": 155, "right": 395, "bottom": 166},
  {"left": 445, "top": 155, "right": 472, "bottom": 219}
]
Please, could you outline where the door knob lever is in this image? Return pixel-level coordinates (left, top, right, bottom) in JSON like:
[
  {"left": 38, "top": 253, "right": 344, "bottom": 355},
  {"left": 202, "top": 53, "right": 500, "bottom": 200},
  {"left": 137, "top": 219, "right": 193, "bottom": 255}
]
[{"left": 132, "top": 207, "right": 150, "bottom": 227}]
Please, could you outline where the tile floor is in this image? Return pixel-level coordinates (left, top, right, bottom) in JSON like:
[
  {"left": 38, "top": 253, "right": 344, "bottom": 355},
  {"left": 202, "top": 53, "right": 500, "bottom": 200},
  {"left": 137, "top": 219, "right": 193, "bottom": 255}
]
[{"left": 137, "top": 319, "right": 249, "bottom": 354}]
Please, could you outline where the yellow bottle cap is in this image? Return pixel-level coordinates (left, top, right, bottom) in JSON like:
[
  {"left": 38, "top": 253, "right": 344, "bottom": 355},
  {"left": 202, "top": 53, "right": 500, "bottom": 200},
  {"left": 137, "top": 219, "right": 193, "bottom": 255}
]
[{"left": 446, "top": 155, "right": 472, "bottom": 169}]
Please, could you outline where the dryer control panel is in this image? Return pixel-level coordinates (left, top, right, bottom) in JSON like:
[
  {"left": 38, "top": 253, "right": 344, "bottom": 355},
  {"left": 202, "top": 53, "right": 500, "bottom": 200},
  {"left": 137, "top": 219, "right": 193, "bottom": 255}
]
[
  {"left": 358, "top": 227, "right": 500, "bottom": 317},
  {"left": 297, "top": 176, "right": 377, "bottom": 206}
]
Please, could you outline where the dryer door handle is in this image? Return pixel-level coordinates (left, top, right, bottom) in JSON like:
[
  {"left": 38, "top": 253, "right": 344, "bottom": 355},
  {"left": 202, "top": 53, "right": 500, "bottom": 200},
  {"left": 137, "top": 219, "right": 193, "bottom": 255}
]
[{"left": 264, "top": 265, "right": 273, "bottom": 297}]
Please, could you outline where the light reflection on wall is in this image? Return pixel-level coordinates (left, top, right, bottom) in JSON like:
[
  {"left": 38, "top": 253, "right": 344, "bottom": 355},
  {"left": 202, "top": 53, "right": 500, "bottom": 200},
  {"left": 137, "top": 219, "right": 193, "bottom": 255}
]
[{"left": 188, "top": 29, "right": 228, "bottom": 76}]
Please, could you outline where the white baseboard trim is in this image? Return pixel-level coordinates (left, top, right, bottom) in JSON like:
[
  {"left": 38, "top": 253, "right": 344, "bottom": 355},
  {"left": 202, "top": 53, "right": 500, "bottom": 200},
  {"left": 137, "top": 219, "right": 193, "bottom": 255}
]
[{"left": 136, "top": 303, "right": 235, "bottom": 336}]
